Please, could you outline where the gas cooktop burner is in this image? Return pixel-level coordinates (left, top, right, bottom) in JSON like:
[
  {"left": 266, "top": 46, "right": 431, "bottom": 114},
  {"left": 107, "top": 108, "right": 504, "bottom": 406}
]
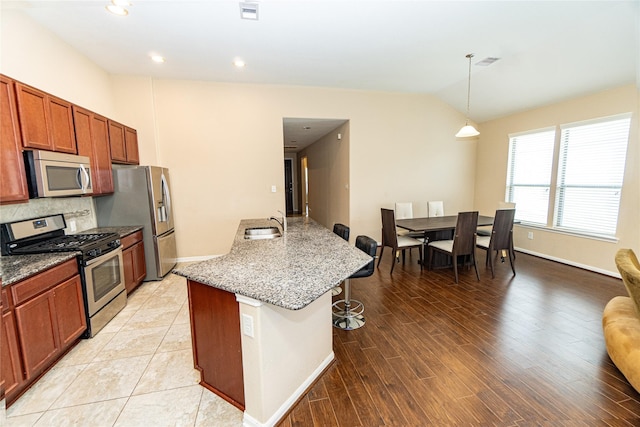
[{"left": 18, "top": 233, "right": 120, "bottom": 252}]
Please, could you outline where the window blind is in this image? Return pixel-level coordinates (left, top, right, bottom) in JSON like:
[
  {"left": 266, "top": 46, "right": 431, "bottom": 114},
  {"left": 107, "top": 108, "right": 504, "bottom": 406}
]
[
  {"left": 505, "top": 129, "right": 556, "bottom": 225},
  {"left": 554, "top": 116, "right": 631, "bottom": 236}
]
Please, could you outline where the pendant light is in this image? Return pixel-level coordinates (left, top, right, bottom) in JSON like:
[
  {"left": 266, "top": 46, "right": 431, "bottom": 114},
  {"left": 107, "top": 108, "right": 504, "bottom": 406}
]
[{"left": 455, "top": 53, "right": 480, "bottom": 138}]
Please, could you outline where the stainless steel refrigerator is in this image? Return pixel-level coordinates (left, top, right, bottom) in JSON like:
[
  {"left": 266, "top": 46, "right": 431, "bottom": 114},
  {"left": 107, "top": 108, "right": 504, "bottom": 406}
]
[{"left": 96, "top": 165, "right": 177, "bottom": 281}]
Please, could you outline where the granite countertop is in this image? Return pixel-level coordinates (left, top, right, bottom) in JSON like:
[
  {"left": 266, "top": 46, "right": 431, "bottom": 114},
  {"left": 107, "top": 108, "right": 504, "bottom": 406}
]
[
  {"left": 81, "top": 226, "right": 143, "bottom": 238},
  {"left": 1, "top": 253, "right": 78, "bottom": 287},
  {"left": 173, "top": 216, "right": 373, "bottom": 310}
]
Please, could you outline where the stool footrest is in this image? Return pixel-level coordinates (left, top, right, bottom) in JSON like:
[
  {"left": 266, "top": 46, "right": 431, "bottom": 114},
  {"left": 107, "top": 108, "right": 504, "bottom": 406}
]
[{"left": 332, "top": 299, "right": 365, "bottom": 330}]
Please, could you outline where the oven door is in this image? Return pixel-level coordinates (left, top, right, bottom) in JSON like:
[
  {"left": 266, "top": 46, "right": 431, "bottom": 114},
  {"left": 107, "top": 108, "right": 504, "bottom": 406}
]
[{"left": 83, "top": 247, "right": 125, "bottom": 317}]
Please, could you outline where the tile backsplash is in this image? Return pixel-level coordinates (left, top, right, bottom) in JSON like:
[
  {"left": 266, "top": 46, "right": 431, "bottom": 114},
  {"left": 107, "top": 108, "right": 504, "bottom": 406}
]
[{"left": 0, "top": 197, "right": 98, "bottom": 233}]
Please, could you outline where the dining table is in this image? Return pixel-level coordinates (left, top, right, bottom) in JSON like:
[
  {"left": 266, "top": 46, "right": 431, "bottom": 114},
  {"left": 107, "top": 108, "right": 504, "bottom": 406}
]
[{"left": 396, "top": 214, "right": 495, "bottom": 268}]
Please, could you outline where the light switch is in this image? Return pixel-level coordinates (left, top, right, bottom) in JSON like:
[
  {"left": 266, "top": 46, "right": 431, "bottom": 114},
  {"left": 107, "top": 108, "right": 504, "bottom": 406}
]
[
  {"left": 271, "top": 185, "right": 277, "bottom": 193},
  {"left": 242, "top": 313, "right": 254, "bottom": 337}
]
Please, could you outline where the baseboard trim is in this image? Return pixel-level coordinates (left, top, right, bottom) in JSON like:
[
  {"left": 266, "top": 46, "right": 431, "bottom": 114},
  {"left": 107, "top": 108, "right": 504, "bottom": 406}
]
[{"left": 514, "top": 247, "right": 620, "bottom": 278}]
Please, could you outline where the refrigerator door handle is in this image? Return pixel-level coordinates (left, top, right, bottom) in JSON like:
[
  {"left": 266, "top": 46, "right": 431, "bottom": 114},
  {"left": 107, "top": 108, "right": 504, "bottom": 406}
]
[{"left": 161, "top": 173, "right": 171, "bottom": 223}]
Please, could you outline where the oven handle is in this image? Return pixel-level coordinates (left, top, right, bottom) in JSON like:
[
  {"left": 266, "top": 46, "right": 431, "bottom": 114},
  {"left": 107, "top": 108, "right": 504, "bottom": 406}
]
[{"left": 84, "top": 246, "right": 123, "bottom": 266}]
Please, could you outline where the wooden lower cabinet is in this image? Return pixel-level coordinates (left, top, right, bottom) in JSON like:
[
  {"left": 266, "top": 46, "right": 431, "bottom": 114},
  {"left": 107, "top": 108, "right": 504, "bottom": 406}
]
[
  {"left": 5, "top": 259, "right": 86, "bottom": 406},
  {"left": 122, "top": 231, "right": 146, "bottom": 294},
  {"left": 188, "top": 280, "right": 245, "bottom": 410},
  {"left": 1, "top": 293, "right": 24, "bottom": 399}
]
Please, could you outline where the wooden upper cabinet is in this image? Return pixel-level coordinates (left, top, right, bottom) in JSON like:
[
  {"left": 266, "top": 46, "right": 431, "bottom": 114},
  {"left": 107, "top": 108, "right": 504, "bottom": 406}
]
[
  {"left": 73, "top": 106, "right": 114, "bottom": 195},
  {"left": 108, "top": 120, "right": 127, "bottom": 163},
  {"left": 109, "top": 120, "right": 139, "bottom": 165},
  {"left": 48, "top": 96, "right": 76, "bottom": 153},
  {"left": 14, "top": 83, "right": 50, "bottom": 150},
  {"left": 124, "top": 126, "right": 140, "bottom": 164},
  {"left": 14, "top": 82, "right": 76, "bottom": 154},
  {"left": 0, "top": 75, "right": 29, "bottom": 204}
]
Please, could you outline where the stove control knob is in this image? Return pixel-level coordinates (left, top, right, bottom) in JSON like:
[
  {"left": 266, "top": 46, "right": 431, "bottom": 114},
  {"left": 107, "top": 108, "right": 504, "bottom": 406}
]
[
  {"left": 109, "top": 239, "right": 121, "bottom": 249},
  {"left": 88, "top": 248, "right": 102, "bottom": 257}
]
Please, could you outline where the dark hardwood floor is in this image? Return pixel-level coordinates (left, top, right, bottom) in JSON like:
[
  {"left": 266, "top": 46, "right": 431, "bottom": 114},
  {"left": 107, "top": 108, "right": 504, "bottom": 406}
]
[{"left": 278, "top": 250, "right": 640, "bottom": 426}]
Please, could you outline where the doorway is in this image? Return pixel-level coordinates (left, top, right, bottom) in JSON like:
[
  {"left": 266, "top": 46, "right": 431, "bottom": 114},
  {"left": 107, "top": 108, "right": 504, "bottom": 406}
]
[
  {"left": 284, "top": 158, "right": 294, "bottom": 214},
  {"left": 301, "top": 156, "right": 309, "bottom": 216}
]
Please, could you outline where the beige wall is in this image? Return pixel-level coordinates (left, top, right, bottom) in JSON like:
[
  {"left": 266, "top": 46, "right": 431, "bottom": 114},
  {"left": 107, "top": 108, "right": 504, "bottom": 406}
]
[
  {"left": 298, "top": 122, "right": 350, "bottom": 232},
  {"left": 145, "top": 78, "right": 474, "bottom": 258},
  {"left": 0, "top": 10, "right": 115, "bottom": 118},
  {"left": 475, "top": 85, "right": 639, "bottom": 275}
]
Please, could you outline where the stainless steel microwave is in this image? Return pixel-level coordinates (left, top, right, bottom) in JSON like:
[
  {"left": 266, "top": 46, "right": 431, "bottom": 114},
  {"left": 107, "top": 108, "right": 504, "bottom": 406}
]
[{"left": 24, "top": 150, "right": 92, "bottom": 198}]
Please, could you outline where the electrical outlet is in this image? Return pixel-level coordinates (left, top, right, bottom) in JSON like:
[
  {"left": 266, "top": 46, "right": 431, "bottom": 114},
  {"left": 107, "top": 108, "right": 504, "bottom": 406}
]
[
  {"left": 527, "top": 231, "right": 534, "bottom": 240},
  {"left": 69, "top": 219, "right": 77, "bottom": 233},
  {"left": 242, "top": 314, "right": 254, "bottom": 337},
  {"left": 271, "top": 185, "right": 276, "bottom": 193}
]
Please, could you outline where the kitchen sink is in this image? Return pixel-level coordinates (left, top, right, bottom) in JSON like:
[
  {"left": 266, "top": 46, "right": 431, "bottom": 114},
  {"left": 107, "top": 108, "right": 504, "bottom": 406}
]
[{"left": 244, "top": 226, "right": 282, "bottom": 240}]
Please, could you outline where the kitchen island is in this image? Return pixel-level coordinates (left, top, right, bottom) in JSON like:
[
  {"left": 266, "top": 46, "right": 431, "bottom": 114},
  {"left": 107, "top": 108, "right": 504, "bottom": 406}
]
[{"left": 173, "top": 216, "right": 371, "bottom": 427}]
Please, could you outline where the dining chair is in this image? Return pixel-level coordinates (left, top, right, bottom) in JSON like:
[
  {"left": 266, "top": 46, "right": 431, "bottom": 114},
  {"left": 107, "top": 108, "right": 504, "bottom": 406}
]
[
  {"left": 378, "top": 208, "right": 423, "bottom": 274},
  {"left": 476, "top": 209, "right": 516, "bottom": 278},
  {"left": 428, "top": 211, "right": 479, "bottom": 283},
  {"left": 477, "top": 202, "right": 516, "bottom": 236},
  {"left": 428, "top": 201, "right": 444, "bottom": 217},
  {"left": 413, "top": 201, "right": 429, "bottom": 218}
]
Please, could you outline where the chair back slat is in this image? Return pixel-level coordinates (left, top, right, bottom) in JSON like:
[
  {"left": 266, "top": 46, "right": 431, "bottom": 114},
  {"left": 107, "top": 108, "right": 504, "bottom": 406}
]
[
  {"left": 489, "top": 209, "right": 515, "bottom": 250},
  {"left": 351, "top": 235, "right": 378, "bottom": 278},
  {"left": 452, "top": 211, "right": 478, "bottom": 256},
  {"left": 395, "top": 202, "right": 413, "bottom": 220},
  {"left": 333, "top": 223, "right": 350, "bottom": 241},
  {"left": 380, "top": 208, "right": 399, "bottom": 247}
]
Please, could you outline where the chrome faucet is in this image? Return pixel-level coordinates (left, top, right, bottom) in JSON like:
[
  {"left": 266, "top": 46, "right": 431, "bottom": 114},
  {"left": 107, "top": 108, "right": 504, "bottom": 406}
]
[{"left": 269, "top": 210, "right": 287, "bottom": 232}]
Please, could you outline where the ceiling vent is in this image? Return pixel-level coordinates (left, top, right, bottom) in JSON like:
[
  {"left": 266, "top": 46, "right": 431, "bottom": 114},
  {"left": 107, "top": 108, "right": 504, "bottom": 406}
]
[
  {"left": 239, "top": 2, "right": 259, "bottom": 20},
  {"left": 475, "top": 57, "right": 500, "bottom": 66}
]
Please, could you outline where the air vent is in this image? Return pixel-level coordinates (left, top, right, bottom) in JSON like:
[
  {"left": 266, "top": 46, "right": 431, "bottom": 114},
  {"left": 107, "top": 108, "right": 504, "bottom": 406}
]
[
  {"left": 239, "top": 2, "right": 259, "bottom": 20},
  {"left": 284, "top": 146, "right": 298, "bottom": 150},
  {"left": 475, "top": 57, "right": 500, "bottom": 66}
]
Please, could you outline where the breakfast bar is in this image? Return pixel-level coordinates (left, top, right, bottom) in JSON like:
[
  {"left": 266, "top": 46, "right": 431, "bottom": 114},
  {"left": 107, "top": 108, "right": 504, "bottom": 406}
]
[{"left": 172, "top": 216, "right": 371, "bottom": 427}]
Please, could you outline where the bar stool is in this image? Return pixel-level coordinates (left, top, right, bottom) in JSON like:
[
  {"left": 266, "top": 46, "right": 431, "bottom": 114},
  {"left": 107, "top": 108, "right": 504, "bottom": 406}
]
[
  {"left": 332, "top": 223, "right": 350, "bottom": 296},
  {"left": 332, "top": 235, "right": 378, "bottom": 330}
]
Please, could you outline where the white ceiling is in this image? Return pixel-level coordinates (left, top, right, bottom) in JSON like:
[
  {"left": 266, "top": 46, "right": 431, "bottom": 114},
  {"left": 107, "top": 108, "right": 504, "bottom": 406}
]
[{"left": 4, "top": 1, "right": 638, "bottom": 147}]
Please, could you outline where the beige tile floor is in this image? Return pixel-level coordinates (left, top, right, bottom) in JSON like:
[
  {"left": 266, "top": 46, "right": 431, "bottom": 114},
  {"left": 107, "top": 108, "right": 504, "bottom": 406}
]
[{"left": 2, "top": 272, "right": 244, "bottom": 427}]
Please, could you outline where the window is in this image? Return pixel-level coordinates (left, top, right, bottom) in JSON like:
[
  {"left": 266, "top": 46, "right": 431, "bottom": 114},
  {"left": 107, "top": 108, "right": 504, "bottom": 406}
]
[
  {"left": 505, "top": 114, "right": 631, "bottom": 238},
  {"left": 505, "top": 129, "right": 556, "bottom": 225},
  {"left": 555, "top": 116, "right": 631, "bottom": 236}
]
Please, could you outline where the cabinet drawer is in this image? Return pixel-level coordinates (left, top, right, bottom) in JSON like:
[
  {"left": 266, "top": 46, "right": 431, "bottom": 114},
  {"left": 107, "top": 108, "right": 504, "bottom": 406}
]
[
  {"left": 121, "top": 230, "right": 143, "bottom": 250},
  {"left": 11, "top": 259, "right": 78, "bottom": 306}
]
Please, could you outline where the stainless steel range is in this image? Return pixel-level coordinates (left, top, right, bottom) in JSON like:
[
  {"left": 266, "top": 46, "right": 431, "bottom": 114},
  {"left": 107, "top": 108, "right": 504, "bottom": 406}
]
[{"left": 1, "top": 214, "right": 126, "bottom": 337}]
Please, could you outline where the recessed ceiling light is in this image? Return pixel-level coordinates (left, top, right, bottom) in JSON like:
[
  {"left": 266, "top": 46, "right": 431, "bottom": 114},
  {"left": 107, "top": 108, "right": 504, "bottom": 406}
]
[
  {"left": 106, "top": 4, "right": 128, "bottom": 15},
  {"left": 239, "top": 2, "right": 259, "bottom": 20},
  {"left": 233, "top": 59, "right": 246, "bottom": 68},
  {"left": 150, "top": 54, "right": 165, "bottom": 63}
]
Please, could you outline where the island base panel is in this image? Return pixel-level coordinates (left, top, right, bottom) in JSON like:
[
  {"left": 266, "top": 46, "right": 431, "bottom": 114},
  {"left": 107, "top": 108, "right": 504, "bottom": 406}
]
[{"left": 188, "top": 279, "right": 245, "bottom": 410}]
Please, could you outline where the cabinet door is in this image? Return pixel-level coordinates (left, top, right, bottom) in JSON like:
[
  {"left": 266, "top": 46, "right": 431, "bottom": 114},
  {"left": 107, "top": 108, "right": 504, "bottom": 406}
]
[
  {"left": 48, "top": 96, "right": 76, "bottom": 153},
  {"left": 123, "top": 245, "right": 136, "bottom": 294},
  {"left": 53, "top": 275, "right": 87, "bottom": 349},
  {"left": 108, "top": 120, "right": 127, "bottom": 163},
  {"left": 15, "top": 83, "right": 52, "bottom": 151},
  {"left": 15, "top": 291, "right": 60, "bottom": 380},
  {"left": 0, "top": 75, "right": 29, "bottom": 204},
  {"left": 1, "top": 310, "right": 24, "bottom": 398},
  {"left": 124, "top": 126, "right": 139, "bottom": 164},
  {"left": 92, "top": 114, "right": 114, "bottom": 193},
  {"left": 132, "top": 241, "right": 147, "bottom": 286},
  {"left": 73, "top": 106, "right": 113, "bottom": 195}
]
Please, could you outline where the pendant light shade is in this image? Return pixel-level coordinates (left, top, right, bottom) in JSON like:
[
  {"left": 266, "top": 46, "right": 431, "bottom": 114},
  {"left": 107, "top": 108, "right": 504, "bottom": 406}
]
[
  {"left": 456, "top": 53, "right": 480, "bottom": 138},
  {"left": 456, "top": 123, "right": 480, "bottom": 138}
]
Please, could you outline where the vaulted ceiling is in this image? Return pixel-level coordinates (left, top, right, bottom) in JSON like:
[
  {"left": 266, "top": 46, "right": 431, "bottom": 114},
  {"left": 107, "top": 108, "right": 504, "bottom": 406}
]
[{"left": 4, "top": 1, "right": 637, "bottom": 130}]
